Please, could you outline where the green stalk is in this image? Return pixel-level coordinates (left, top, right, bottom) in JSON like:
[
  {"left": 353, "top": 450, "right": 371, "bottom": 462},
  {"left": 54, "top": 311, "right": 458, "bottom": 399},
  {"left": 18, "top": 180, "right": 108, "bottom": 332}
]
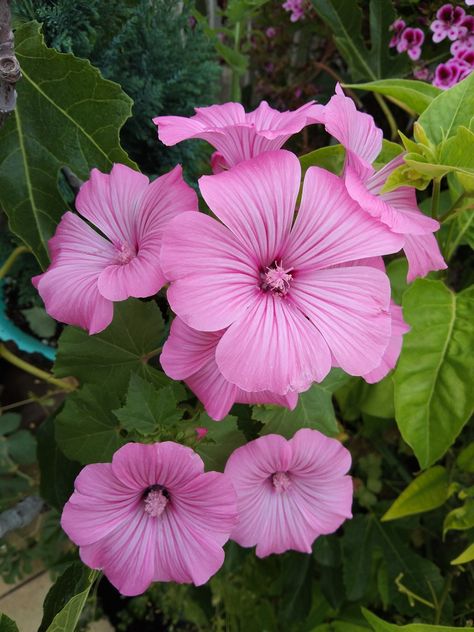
[
  {"left": 374, "top": 93, "right": 397, "bottom": 141},
  {"left": 0, "top": 344, "right": 75, "bottom": 392},
  {"left": 0, "top": 245, "right": 29, "bottom": 280},
  {"left": 431, "top": 177, "right": 441, "bottom": 219}
]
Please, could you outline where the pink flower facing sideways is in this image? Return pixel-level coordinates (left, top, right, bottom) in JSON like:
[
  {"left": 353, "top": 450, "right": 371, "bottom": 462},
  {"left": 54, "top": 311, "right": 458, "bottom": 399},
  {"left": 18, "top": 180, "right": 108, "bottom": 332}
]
[
  {"left": 161, "top": 317, "right": 298, "bottom": 421},
  {"left": 396, "top": 27, "right": 425, "bottom": 61},
  {"left": 224, "top": 429, "right": 353, "bottom": 556},
  {"left": 431, "top": 4, "right": 466, "bottom": 42},
  {"left": 318, "top": 85, "right": 446, "bottom": 282},
  {"left": 160, "top": 150, "right": 403, "bottom": 396},
  {"left": 154, "top": 100, "right": 323, "bottom": 173},
  {"left": 33, "top": 164, "right": 197, "bottom": 334},
  {"left": 61, "top": 442, "right": 238, "bottom": 596}
]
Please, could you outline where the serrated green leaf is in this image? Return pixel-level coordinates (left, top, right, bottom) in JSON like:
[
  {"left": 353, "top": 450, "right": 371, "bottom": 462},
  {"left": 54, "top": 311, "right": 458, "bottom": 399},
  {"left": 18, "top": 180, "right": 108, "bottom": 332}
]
[
  {"left": 0, "top": 613, "right": 20, "bottom": 632},
  {"left": 195, "top": 414, "right": 246, "bottom": 471},
  {"left": 55, "top": 384, "right": 125, "bottom": 464},
  {"left": 0, "top": 22, "right": 135, "bottom": 268},
  {"left": 451, "top": 542, "right": 474, "bottom": 565},
  {"left": 393, "top": 280, "right": 474, "bottom": 468},
  {"left": 362, "top": 608, "right": 471, "bottom": 631},
  {"left": 345, "top": 80, "right": 441, "bottom": 115},
  {"left": 382, "top": 466, "right": 449, "bottom": 521},
  {"left": 113, "top": 374, "right": 182, "bottom": 434},
  {"left": 54, "top": 299, "right": 168, "bottom": 392},
  {"left": 443, "top": 500, "right": 474, "bottom": 536}
]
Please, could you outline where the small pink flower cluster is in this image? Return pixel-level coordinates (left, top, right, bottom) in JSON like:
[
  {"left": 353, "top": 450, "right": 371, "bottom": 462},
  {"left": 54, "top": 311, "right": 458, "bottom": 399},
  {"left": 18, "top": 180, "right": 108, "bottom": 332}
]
[
  {"left": 431, "top": 4, "right": 474, "bottom": 88},
  {"left": 390, "top": 19, "right": 425, "bottom": 60},
  {"left": 282, "top": 0, "right": 305, "bottom": 22}
]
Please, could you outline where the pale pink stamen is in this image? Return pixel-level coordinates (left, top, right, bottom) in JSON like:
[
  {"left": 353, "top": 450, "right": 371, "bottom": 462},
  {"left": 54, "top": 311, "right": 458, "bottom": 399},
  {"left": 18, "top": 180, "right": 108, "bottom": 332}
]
[
  {"left": 272, "top": 471, "right": 291, "bottom": 493},
  {"left": 117, "top": 242, "right": 136, "bottom": 264},
  {"left": 261, "top": 261, "right": 293, "bottom": 295},
  {"left": 144, "top": 488, "right": 169, "bottom": 517}
]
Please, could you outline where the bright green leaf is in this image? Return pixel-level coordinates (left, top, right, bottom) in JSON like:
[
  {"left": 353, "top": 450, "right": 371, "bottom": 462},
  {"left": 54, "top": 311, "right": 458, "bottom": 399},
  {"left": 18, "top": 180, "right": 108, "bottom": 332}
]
[
  {"left": 374, "top": 140, "right": 403, "bottom": 169},
  {"left": 300, "top": 145, "right": 345, "bottom": 176},
  {"left": 362, "top": 608, "right": 472, "bottom": 631},
  {"left": 345, "top": 79, "right": 441, "bottom": 114},
  {"left": 0, "top": 22, "right": 135, "bottom": 268},
  {"left": 393, "top": 280, "right": 474, "bottom": 468},
  {"left": 451, "top": 542, "right": 474, "bottom": 565},
  {"left": 382, "top": 466, "right": 449, "bottom": 521},
  {"left": 443, "top": 500, "right": 474, "bottom": 536},
  {"left": 386, "top": 258, "right": 408, "bottom": 304}
]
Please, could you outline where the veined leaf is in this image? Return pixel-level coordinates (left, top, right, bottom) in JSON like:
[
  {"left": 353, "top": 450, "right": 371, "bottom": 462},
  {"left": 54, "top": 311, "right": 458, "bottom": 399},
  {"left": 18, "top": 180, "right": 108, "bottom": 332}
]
[
  {"left": 0, "top": 22, "right": 135, "bottom": 268},
  {"left": 393, "top": 280, "right": 474, "bottom": 469},
  {"left": 345, "top": 80, "right": 441, "bottom": 115},
  {"left": 363, "top": 608, "right": 472, "bottom": 631}
]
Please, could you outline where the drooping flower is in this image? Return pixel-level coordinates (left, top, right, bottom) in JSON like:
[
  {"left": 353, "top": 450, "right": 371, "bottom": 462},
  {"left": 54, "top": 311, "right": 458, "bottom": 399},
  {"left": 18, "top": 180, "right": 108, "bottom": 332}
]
[
  {"left": 33, "top": 164, "right": 197, "bottom": 334},
  {"left": 153, "top": 101, "right": 324, "bottom": 173},
  {"left": 430, "top": 4, "right": 466, "bottom": 42},
  {"left": 450, "top": 16, "right": 474, "bottom": 55},
  {"left": 433, "top": 59, "right": 469, "bottom": 88},
  {"left": 61, "top": 442, "right": 238, "bottom": 595},
  {"left": 161, "top": 317, "right": 298, "bottom": 420},
  {"left": 396, "top": 27, "right": 425, "bottom": 61},
  {"left": 318, "top": 85, "right": 446, "bottom": 282},
  {"left": 224, "top": 429, "right": 353, "bottom": 557},
  {"left": 282, "top": 0, "right": 305, "bottom": 22},
  {"left": 160, "top": 150, "right": 403, "bottom": 395},
  {"left": 389, "top": 18, "right": 406, "bottom": 48}
]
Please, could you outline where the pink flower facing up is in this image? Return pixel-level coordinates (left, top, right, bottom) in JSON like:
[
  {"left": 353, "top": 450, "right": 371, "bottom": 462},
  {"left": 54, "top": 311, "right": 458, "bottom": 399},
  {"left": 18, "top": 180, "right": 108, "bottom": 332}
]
[
  {"left": 224, "top": 429, "right": 353, "bottom": 557},
  {"left": 161, "top": 317, "right": 298, "bottom": 420},
  {"left": 319, "top": 85, "right": 446, "bottom": 282},
  {"left": 396, "top": 27, "right": 425, "bottom": 61},
  {"left": 33, "top": 164, "right": 197, "bottom": 334},
  {"left": 389, "top": 18, "right": 406, "bottom": 48},
  {"left": 61, "top": 442, "right": 238, "bottom": 596},
  {"left": 430, "top": 3, "right": 466, "bottom": 43},
  {"left": 153, "top": 100, "right": 324, "bottom": 173},
  {"left": 160, "top": 150, "right": 403, "bottom": 396}
]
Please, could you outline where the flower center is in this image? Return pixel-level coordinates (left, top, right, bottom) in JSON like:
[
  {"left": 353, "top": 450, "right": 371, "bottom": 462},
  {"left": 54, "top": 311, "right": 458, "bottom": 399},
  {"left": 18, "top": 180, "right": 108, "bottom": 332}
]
[
  {"left": 272, "top": 471, "right": 291, "bottom": 493},
  {"left": 116, "top": 242, "right": 136, "bottom": 265},
  {"left": 261, "top": 261, "right": 293, "bottom": 296},
  {"left": 144, "top": 485, "right": 169, "bottom": 518}
]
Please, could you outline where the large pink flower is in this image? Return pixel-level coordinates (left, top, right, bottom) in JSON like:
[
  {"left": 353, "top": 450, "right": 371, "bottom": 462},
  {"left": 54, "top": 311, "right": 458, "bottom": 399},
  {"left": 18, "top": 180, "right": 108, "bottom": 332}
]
[
  {"left": 319, "top": 85, "right": 446, "bottom": 282},
  {"left": 61, "top": 442, "right": 238, "bottom": 596},
  {"left": 33, "top": 164, "right": 197, "bottom": 334},
  {"left": 160, "top": 150, "right": 403, "bottom": 394},
  {"left": 153, "top": 101, "right": 323, "bottom": 171},
  {"left": 161, "top": 317, "right": 298, "bottom": 421},
  {"left": 224, "top": 429, "right": 353, "bottom": 557}
]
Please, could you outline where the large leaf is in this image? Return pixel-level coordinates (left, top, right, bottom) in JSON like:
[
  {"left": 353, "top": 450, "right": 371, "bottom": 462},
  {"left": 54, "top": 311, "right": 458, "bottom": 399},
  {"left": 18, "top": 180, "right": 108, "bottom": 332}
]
[
  {"left": 393, "top": 280, "right": 474, "bottom": 468},
  {"left": 54, "top": 299, "right": 168, "bottom": 392},
  {"left": 345, "top": 80, "right": 441, "bottom": 115},
  {"left": 342, "top": 515, "right": 376, "bottom": 601},
  {"left": 0, "top": 22, "right": 135, "bottom": 268},
  {"left": 382, "top": 466, "right": 449, "bottom": 521},
  {"left": 362, "top": 608, "right": 472, "bottom": 631},
  {"left": 311, "top": 0, "right": 407, "bottom": 81},
  {"left": 0, "top": 613, "right": 20, "bottom": 632}
]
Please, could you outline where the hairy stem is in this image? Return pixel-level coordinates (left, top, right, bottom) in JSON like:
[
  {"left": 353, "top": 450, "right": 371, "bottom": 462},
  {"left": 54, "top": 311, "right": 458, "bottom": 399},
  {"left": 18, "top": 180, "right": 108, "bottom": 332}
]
[
  {"left": 0, "top": 0, "right": 21, "bottom": 129},
  {"left": 0, "top": 245, "right": 29, "bottom": 279}
]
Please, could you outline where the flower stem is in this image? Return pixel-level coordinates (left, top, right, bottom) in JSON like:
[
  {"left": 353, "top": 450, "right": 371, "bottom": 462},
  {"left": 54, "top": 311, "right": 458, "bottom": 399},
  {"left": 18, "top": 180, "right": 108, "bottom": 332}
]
[
  {"left": 0, "top": 245, "right": 29, "bottom": 280},
  {"left": 374, "top": 93, "right": 397, "bottom": 141},
  {"left": 431, "top": 177, "right": 441, "bottom": 219},
  {"left": 0, "top": 343, "right": 76, "bottom": 392}
]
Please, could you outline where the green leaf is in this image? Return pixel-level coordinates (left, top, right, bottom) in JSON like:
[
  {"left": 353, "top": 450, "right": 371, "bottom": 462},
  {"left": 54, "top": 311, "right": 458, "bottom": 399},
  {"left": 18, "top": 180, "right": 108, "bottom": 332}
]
[
  {"left": 7, "top": 429, "right": 37, "bottom": 464},
  {"left": 451, "top": 542, "right": 474, "bottom": 565},
  {"left": 252, "top": 370, "right": 349, "bottom": 438},
  {"left": 300, "top": 145, "right": 345, "bottom": 176},
  {"left": 418, "top": 72, "right": 474, "bottom": 146},
  {"left": 443, "top": 500, "right": 474, "bottom": 536},
  {"left": 22, "top": 306, "right": 57, "bottom": 339},
  {"left": 363, "top": 608, "right": 471, "bottom": 631},
  {"left": 195, "top": 414, "right": 246, "bottom": 471},
  {"left": 0, "top": 413, "right": 21, "bottom": 435},
  {"left": 386, "top": 258, "right": 408, "bottom": 304},
  {"left": 0, "top": 22, "right": 135, "bottom": 268},
  {"left": 359, "top": 376, "right": 395, "bottom": 419},
  {"left": 311, "top": 0, "right": 407, "bottom": 82},
  {"left": 37, "top": 416, "right": 81, "bottom": 511},
  {"left": 374, "top": 140, "right": 404, "bottom": 169},
  {"left": 393, "top": 280, "right": 474, "bottom": 468},
  {"left": 345, "top": 80, "right": 441, "bottom": 115},
  {"left": 457, "top": 442, "right": 474, "bottom": 473},
  {"left": 55, "top": 384, "right": 125, "bottom": 464},
  {"left": 113, "top": 374, "right": 182, "bottom": 434},
  {"left": 54, "top": 299, "right": 168, "bottom": 392},
  {"left": 39, "top": 562, "right": 99, "bottom": 632},
  {"left": 382, "top": 466, "right": 449, "bottom": 521},
  {"left": 0, "top": 613, "right": 20, "bottom": 632},
  {"left": 342, "top": 515, "right": 376, "bottom": 601}
]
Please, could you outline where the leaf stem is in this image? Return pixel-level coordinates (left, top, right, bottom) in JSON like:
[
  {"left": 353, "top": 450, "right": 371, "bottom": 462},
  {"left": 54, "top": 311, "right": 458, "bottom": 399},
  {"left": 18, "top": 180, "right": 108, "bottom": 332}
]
[
  {"left": 0, "top": 343, "right": 75, "bottom": 392},
  {"left": 0, "top": 245, "right": 29, "bottom": 280},
  {"left": 431, "top": 177, "right": 441, "bottom": 219},
  {"left": 374, "top": 94, "right": 397, "bottom": 141}
]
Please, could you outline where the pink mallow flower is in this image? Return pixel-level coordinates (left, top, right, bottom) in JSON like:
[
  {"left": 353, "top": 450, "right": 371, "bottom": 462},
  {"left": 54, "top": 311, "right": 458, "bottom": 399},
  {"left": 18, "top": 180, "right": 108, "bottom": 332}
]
[
  {"left": 317, "top": 85, "right": 446, "bottom": 282},
  {"left": 161, "top": 317, "right": 298, "bottom": 421},
  {"left": 430, "top": 3, "right": 466, "bottom": 43},
  {"left": 153, "top": 101, "right": 323, "bottom": 174},
  {"left": 224, "top": 429, "right": 353, "bottom": 557},
  {"left": 389, "top": 18, "right": 406, "bottom": 48},
  {"left": 61, "top": 442, "right": 238, "bottom": 596},
  {"left": 33, "top": 164, "right": 197, "bottom": 334},
  {"left": 396, "top": 27, "right": 425, "bottom": 61},
  {"left": 160, "top": 150, "right": 403, "bottom": 395},
  {"left": 451, "top": 16, "right": 474, "bottom": 55}
]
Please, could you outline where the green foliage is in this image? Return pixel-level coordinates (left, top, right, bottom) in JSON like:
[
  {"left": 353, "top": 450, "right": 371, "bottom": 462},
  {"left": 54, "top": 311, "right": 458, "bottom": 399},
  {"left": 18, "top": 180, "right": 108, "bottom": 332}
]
[
  {"left": 393, "top": 280, "right": 474, "bottom": 468},
  {"left": 194, "top": 414, "right": 246, "bottom": 472},
  {"left": 362, "top": 608, "right": 472, "bottom": 631},
  {"left": 0, "top": 613, "right": 20, "bottom": 632},
  {"left": 0, "top": 21, "right": 135, "bottom": 268},
  {"left": 345, "top": 80, "right": 441, "bottom": 115}
]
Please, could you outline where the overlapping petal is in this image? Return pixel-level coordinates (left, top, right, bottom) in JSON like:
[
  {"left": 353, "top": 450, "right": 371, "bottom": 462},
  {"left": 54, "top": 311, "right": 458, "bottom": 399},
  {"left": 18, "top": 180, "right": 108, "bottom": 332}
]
[{"left": 403, "top": 233, "right": 447, "bottom": 282}]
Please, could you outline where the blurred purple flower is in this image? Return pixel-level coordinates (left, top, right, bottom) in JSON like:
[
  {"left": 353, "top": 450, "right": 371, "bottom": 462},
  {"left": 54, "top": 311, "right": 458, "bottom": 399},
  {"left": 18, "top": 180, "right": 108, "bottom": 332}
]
[
  {"left": 282, "top": 0, "right": 305, "bottom": 22},
  {"left": 266, "top": 27, "right": 277, "bottom": 38},
  {"left": 389, "top": 19, "right": 406, "bottom": 47},
  {"left": 397, "top": 27, "right": 425, "bottom": 60},
  {"left": 430, "top": 4, "right": 466, "bottom": 43},
  {"left": 413, "top": 67, "right": 430, "bottom": 80}
]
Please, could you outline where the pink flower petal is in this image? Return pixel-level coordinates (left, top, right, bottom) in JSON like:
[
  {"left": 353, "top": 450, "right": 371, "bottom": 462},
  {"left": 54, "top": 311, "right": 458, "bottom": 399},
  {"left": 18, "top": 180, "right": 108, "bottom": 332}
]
[
  {"left": 186, "top": 358, "right": 238, "bottom": 421},
  {"left": 216, "top": 293, "right": 332, "bottom": 394},
  {"left": 246, "top": 100, "right": 325, "bottom": 139},
  {"left": 237, "top": 389, "right": 298, "bottom": 410},
  {"left": 290, "top": 266, "right": 392, "bottom": 375},
  {"left": 403, "top": 233, "right": 447, "bottom": 282},
  {"left": 199, "top": 151, "right": 300, "bottom": 267},
  {"left": 285, "top": 166, "right": 403, "bottom": 271},
  {"left": 33, "top": 212, "right": 115, "bottom": 334}
]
